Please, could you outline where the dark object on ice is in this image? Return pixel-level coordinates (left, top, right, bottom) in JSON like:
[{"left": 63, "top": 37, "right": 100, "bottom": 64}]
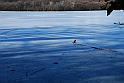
[
  {"left": 26, "top": 72, "right": 28, "bottom": 77},
  {"left": 114, "top": 22, "right": 124, "bottom": 25},
  {"left": 119, "top": 23, "right": 124, "bottom": 25},
  {"left": 91, "top": 46, "right": 103, "bottom": 50},
  {"left": 72, "top": 40, "right": 76, "bottom": 44},
  {"left": 41, "top": 68, "right": 45, "bottom": 70},
  {"left": 53, "top": 62, "right": 58, "bottom": 64},
  {"left": 30, "top": 68, "right": 45, "bottom": 76},
  {"left": 114, "top": 22, "right": 119, "bottom": 24},
  {"left": 91, "top": 46, "right": 99, "bottom": 49},
  {"left": 11, "top": 69, "right": 15, "bottom": 71}
]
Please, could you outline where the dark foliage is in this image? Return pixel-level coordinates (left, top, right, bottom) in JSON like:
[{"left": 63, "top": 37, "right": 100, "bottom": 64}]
[
  {"left": 0, "top": 0, "right": 105, "bottom": 11},
  {"left": 102, "top": 0, "right": 124, "bottom": 15}
]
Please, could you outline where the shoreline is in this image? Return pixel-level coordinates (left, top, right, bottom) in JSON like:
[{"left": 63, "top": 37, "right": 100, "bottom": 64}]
[{"left": 0, "top": 0, "right": 105, "bottom": 11}]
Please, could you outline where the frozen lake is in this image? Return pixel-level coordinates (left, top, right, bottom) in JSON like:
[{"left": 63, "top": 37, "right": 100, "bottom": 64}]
[{"left": 0, "top": 11, "right": 124, "bottom": 83}]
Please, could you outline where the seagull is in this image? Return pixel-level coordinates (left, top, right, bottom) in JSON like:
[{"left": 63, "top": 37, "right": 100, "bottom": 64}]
[
  {"left": 119, "top": 22, "right": 124, "bottom": 25},
  {"left": 114, "top": 22, "right": 119, "bottom": 24},
  {"left": 72, "top": 40, "right": 76, "bottom": 44},
  {"left": 114, "top": 22, "right": 124, "bottom": 25}
]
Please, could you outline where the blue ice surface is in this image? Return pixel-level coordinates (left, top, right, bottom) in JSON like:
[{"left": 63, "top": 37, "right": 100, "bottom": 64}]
[{"left": 0, "top": 11, "right": 124, "bottom": 83}]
